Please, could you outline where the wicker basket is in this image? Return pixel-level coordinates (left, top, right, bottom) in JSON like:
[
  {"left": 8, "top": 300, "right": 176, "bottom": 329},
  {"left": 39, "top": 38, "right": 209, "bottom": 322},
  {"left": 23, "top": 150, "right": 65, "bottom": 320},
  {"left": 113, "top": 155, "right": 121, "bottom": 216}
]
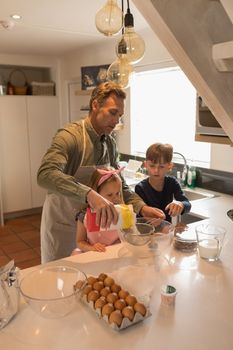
[
  {"left": 31, "top": 81, "right": 55, "bottom": 96},
  {"left": 8, "top": 69, "right": 28, "bottom": 95}
]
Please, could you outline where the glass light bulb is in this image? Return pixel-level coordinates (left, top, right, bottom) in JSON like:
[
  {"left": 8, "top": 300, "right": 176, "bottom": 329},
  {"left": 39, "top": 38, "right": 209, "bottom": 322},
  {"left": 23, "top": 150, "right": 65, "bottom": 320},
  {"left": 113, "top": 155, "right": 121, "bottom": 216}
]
[
  {"left": 107, "top": 56, "right": 134, "bottom": 88},
  {"left": 95, "top": 0, "right": 123, "bottom": 36},
  {"left": 116, "top": 27, "right": 145, "bottom": 64}
]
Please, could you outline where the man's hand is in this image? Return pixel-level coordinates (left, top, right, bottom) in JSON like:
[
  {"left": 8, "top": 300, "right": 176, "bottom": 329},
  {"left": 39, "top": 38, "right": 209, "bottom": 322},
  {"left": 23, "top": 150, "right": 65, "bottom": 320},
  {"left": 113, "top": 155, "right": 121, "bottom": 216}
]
[
  {"left": 140, "top": 205, "right": 166, "bottom": 220},
  {"left": 86, "top": 190, "right": 118, "bottom": 228}
]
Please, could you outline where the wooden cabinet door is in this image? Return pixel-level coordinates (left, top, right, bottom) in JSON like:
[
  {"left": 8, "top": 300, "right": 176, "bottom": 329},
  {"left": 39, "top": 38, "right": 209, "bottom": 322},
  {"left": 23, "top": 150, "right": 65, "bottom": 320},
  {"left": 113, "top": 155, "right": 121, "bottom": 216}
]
[
  {"left": 27, "top": 96, "right": 60, "bottom": 208},
  {"left": 0, "top": 96, "right": 31, "bottom": 212}
]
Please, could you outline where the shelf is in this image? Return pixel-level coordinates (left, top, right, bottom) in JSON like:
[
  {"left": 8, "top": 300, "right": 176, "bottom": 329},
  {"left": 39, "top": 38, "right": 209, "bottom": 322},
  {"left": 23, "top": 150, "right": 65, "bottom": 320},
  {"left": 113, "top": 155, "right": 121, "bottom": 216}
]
[{"left": 75, "top": 89, "right": 93, "bottom": 96}]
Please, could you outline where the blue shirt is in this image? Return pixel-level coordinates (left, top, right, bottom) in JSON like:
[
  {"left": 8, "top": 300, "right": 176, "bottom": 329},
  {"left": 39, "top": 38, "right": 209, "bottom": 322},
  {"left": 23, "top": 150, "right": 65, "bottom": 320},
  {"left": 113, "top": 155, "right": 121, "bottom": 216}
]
[{"left": 135, "top": 176, "right": 191, "bottom": 222}]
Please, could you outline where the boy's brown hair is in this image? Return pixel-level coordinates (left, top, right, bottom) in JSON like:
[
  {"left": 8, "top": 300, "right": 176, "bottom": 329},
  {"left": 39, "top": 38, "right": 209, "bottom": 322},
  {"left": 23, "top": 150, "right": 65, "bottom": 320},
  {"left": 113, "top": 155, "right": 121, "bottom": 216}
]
[{"left": 146, "top": 143, "right": 173, "bottom": 163}]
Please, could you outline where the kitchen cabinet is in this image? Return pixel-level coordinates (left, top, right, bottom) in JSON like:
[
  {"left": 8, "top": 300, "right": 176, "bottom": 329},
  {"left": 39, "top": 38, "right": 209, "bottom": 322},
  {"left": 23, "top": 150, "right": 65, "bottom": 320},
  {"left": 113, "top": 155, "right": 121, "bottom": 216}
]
[{"left": 0, "top": 95, "right": 59, "bottom": 216}]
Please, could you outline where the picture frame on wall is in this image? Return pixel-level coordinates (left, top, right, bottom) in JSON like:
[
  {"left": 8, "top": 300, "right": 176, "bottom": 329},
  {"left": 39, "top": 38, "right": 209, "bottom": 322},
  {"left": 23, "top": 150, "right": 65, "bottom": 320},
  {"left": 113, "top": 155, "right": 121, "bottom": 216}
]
[{"left": 81, "top": 64, "right": 110, "bottom": 90}]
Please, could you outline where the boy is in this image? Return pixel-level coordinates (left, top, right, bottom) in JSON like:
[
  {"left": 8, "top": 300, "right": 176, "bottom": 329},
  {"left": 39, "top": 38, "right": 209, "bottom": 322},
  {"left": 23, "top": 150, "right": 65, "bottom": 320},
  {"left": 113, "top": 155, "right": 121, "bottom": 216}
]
[{"left": 135, "top": 143, "right": 191, "bottom": 222}]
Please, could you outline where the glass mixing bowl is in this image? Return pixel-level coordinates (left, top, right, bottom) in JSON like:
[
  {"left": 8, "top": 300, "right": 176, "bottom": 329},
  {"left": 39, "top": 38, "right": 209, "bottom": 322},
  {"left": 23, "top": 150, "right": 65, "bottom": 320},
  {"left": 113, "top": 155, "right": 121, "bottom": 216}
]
[
  {"left": 119, "top": 219, "right": 174, "bottom": 258},
  {"left": 19, "top": 265, "right": 87, "bottom": 318}
]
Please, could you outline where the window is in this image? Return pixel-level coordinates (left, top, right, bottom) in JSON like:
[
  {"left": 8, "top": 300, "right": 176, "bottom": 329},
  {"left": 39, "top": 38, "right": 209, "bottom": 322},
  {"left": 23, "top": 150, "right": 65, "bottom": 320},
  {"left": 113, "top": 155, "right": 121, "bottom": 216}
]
[{"left": 130, "top": 66, "right": 210, "bottom": 167}]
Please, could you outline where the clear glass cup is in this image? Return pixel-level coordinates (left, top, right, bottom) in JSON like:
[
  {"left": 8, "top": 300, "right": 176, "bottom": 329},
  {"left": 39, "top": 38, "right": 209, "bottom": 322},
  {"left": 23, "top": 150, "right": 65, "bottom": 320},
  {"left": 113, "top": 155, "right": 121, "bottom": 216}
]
[{"left": 195, "top": 224, "right": 226, "bottom": 261}]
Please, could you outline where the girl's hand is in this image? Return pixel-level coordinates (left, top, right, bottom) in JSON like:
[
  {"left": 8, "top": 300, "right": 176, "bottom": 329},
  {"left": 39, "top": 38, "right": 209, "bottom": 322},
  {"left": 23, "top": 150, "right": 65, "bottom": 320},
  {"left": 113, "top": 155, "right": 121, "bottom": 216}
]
[
  {"left": 92, "top": 242, "right": 106, "bottom": 252},
  {"left": 165, "top": 201, "right": 184, "bottom": 217}
]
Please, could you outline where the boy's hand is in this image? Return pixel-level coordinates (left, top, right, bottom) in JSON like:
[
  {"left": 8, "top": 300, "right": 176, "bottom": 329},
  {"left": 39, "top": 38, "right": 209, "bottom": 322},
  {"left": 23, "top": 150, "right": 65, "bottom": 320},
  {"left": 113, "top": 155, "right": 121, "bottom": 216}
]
[{"left": 165, "top": 201, "right": 184, "bottom": 217}]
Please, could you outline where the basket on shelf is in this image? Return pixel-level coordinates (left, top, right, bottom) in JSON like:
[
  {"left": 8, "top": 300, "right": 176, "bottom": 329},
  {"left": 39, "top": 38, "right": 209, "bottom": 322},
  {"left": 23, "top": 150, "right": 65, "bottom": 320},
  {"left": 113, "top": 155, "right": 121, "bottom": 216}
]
[
  {"left": 30, "top": 81, "right": 55, "bottom": 96},
  {"left": 8, "top": 69, "right": 28, "bottom": 95}
]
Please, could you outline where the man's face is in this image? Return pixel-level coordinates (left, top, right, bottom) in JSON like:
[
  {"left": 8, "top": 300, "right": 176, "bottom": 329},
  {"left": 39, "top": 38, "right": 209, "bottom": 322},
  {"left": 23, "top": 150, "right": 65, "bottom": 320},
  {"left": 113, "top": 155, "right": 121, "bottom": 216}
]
[{"left": 91, "top": 94, "right": 124, "bottom": 135}]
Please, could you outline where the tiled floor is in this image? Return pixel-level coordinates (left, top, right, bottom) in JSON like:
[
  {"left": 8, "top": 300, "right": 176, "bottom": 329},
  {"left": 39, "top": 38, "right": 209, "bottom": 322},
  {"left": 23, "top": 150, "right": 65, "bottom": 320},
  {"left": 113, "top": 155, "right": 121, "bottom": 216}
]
[{"left": 0, "top": 213, "right": 41, "bottom": 269}]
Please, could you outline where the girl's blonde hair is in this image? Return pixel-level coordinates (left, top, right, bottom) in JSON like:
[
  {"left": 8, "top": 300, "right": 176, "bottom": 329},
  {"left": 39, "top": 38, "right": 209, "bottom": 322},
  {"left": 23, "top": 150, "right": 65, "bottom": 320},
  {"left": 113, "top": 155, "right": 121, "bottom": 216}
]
[{"left": 89, "top": 167, "right": 124, "bottom": 202}]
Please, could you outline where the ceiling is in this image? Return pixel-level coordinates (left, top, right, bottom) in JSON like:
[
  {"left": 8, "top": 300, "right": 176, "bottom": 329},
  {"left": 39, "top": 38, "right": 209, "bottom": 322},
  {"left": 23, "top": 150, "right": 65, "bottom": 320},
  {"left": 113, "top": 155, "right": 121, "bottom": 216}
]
[{"left": 0, "top": 0, "right": 149, "bottom": 56}]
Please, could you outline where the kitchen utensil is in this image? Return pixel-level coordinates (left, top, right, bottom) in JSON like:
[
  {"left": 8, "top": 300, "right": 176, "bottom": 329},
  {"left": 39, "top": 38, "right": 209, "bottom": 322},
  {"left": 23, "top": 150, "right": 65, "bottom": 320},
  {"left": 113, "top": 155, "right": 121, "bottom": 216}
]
[
  {"left": 0, "top": 260, "right": 19, "bottom": 329},
  {"left": 19, "top": 265, "right": 87, "bottom": 318},
  {"left": 119, "top": 219, "right": 174, "bottom": 258},
  {"left": 195, "top": 224, "right": 226, "bottom": 261},
  {"left": 227, "top": 209, "right": 233, "bottom": 222}
]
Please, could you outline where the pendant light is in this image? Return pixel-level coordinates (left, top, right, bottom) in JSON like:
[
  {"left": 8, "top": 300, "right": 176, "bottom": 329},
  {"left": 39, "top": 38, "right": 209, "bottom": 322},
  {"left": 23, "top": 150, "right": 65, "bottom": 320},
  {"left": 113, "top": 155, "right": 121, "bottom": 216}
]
[
  {"left": 95, "top": 0, "right": 123, "bottom": 36},
  {"left": 116, "top": 0, "right": 145, "bottom": 64},
  {"left": 107, "top": 32, "right": 133, "bottom": 88}
]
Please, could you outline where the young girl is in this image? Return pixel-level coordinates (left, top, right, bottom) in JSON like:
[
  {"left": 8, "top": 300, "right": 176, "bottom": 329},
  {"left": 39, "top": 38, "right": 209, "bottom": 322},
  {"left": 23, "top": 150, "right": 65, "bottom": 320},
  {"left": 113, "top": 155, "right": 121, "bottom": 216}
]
[{"left": 73, "top": 167, "right": 124, "bottom": 253}]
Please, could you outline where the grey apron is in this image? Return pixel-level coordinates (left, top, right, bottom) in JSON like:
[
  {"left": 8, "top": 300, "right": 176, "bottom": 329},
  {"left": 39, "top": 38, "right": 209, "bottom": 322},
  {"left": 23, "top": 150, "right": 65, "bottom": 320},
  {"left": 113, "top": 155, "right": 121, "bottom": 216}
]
[{"left": 40, "top": 120, "right": 110, "bottom": 263}]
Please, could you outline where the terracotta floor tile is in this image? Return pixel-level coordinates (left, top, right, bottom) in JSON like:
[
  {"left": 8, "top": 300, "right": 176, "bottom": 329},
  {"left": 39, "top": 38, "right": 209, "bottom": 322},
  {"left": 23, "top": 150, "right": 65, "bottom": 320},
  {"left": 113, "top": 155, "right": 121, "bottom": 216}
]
[
  {"left": 8, "top": 248, "right": 39, "bottom": 263},
  {"left": 6, "top": 222, "right": 36, "bottom": 233},
  {"left": 0, "top": 234, "right": 21, "bottom": 245},
  {"left": 33, "top": 246, "right": 41, "bottom": 255},
  {"left": 2, "top": 241, "right": 30, "bottom": 254},
  {"left": 1, "top": 213, "right": 42, "bottom": 269},
  {"left": 17, "top": 257, "right": 41, "bottom": 269},
  {"left": 0, "top": 255, "right": 11, "bottom": 266},
  {"left": 0, "top": 225, "right": 14, "bottom": 236}
]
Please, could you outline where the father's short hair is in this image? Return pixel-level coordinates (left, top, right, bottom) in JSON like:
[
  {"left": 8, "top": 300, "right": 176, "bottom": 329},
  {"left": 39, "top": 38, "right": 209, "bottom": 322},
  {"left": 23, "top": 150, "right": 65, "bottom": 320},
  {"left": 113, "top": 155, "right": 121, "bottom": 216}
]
[{"left": 89, "top": 82, "right": 126, "bottom": 111}]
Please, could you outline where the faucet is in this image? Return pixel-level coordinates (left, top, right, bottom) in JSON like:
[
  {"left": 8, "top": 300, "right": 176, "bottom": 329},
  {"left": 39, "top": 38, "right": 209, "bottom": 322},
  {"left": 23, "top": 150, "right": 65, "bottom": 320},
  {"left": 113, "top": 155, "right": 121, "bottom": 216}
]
[{"left": 173, "top": 151, "right": 188, "bottom": 187}]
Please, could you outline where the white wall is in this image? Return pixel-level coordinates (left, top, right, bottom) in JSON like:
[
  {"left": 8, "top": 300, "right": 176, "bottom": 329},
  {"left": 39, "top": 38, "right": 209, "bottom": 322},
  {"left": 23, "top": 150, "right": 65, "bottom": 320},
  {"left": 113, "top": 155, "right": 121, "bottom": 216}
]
[{"left": 60, "top": 29, "right": 233, "bottom": 173}]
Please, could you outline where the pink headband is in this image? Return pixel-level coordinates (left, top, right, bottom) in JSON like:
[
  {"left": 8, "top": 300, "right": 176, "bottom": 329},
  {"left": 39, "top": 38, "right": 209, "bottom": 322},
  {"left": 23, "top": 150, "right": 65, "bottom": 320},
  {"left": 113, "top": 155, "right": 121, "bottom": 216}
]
[{"left": 97, "top": 167, "right": 124, "bottom": 188}]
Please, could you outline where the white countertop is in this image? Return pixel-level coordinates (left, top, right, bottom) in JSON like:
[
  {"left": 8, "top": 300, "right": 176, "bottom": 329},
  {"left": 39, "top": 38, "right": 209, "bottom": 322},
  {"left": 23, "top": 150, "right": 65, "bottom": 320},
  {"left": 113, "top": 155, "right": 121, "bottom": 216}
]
[{"left": 1, "top": 189, "right": 233, "bottom": 350}]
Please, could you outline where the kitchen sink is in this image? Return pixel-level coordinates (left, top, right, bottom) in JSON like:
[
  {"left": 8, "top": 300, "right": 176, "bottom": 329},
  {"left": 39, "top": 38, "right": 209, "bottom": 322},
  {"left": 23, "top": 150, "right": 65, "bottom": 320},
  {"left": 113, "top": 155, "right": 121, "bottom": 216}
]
[
  {"left": 182, "top": 188, "right": 216, "bottom": 201},
  {"left": 179, "top": 213, "right": 206, "bottom": 225}
]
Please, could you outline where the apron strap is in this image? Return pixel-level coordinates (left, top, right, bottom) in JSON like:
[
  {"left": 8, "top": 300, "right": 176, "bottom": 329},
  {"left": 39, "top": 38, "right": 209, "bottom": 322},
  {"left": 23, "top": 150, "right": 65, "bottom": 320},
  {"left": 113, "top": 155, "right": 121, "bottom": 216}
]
[{"left": 80, "top": 119, "right": 86, "bottom": 166}]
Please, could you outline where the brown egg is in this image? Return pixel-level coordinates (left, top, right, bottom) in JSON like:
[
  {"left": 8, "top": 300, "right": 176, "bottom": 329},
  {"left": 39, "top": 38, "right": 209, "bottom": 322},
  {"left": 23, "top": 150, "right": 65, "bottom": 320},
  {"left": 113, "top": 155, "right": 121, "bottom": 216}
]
[
  {"left": 73, "top": 279, "right": 85, "bottom": 291},
  {"left": 114, "top": 298, "right": 126, "bottom": 311},
  {"left": 93, "top": 281, "right": 104, "bottom": 291},
  {"left": 118, "top": 289, "right": 129, "bottom": 300},
  {"left": 122, "top": 306, "right": 135, "bottom": 321},
  {"left": 87, "top": 276, "right": 97, "bottom": 285},
  {"left": 102, "top": 303, "right": 114, "bottom": 318},
  {"left": 134, "top": 302, "right": 147, "bottom": 316},
  {"left": 87, "top": 290, "right": 100, "bottom": 303},
  {"left": 82, "top": 284, "right": 93, "bottom": 296},
  {"left": 104, "top": 276, "right": 115, "bottom": 287},
  {"left": 95, "top": 296, "right": 107, "bottom": 310},
  {"left": 106, "top": 292, "right": 118, "bottom": 304},
  {"left": 125, "top": 294, "right": 137, "bottom": 307},
  {"left": 100, "top": 286, "right": 111, "bottom": 297},
  {"left": 111, "top": 283, "right": 121, "bottom": 293},
  {"left": 109, "top": 310, "right": 123, "bottom": 327},
  {"left": 98, "top": 273, "right": 108, "bottom": 281}
]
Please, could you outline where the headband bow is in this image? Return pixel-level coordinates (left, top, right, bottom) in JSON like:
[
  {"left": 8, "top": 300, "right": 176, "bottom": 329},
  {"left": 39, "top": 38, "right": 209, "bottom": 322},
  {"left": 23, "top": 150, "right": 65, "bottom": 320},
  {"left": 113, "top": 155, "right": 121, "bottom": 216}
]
[{"left": 97, "top": 167, "right": 124, "bottom": 188}]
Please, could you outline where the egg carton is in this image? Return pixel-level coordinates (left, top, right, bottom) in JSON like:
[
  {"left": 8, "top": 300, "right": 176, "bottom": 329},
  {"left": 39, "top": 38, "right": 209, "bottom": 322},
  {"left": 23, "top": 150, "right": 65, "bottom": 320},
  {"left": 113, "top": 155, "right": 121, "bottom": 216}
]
[{"left": 81, "top": 294, "right": 151, "bottom": 331}]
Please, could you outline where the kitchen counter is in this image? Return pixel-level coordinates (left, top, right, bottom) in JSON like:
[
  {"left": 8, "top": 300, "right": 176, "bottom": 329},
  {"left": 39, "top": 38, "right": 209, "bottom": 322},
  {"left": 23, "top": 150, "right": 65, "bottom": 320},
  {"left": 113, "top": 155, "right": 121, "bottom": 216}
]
[{"left": 1, "top": 190, "right": 233, "bottom": 350}]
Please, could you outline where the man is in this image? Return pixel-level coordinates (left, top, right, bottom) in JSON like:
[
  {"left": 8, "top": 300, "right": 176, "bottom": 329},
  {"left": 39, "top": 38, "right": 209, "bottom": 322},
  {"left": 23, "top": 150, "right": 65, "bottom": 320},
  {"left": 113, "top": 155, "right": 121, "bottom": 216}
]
[{"left": 37, "top": 82, "right": 164, "bottom": 263}]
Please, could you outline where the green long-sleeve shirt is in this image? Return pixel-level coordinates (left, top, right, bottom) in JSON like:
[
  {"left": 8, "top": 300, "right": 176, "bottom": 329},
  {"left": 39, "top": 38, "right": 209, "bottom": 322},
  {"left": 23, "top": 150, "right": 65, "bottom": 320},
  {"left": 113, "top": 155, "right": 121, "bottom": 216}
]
[{"left": 37, "top": 116, "right": 145, "bottom": 214}]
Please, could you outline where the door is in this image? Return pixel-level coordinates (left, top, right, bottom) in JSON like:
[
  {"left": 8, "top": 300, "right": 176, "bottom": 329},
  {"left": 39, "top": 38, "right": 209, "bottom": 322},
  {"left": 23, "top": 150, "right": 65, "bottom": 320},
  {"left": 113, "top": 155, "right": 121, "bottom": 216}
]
[
  {"left": 27, "top": 96, "right": 60, "bottom": 207},
  {"left": 0, "top": 96, "right": 31, "bottom": 212}
]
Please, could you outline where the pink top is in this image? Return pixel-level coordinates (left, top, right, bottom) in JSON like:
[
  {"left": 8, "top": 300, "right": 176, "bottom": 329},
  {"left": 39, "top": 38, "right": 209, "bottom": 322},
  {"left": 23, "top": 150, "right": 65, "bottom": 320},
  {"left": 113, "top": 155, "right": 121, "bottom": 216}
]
[{"left": 84, "top": 214, "right": 120, "bottom": 246}]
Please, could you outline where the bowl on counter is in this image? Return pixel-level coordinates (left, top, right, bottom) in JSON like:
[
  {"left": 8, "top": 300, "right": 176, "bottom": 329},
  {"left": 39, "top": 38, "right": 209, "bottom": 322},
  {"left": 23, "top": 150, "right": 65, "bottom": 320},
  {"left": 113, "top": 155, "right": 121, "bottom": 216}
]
[
  {"left": 119, "top": 219, "right": 174, "bottom": 258},
  {"left": 19, "top": 265, "right": 87, "bottom": 318}
]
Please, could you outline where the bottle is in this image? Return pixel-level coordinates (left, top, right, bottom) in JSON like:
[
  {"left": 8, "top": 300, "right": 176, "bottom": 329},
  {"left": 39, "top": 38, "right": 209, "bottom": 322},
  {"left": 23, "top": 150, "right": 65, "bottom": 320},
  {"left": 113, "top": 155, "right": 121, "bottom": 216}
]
[
  {"left": 187, "top": 162, "right": 196, "bottom": 189},
  {"left": 86, "top": 204, "right": 136, "bottom": 232}
]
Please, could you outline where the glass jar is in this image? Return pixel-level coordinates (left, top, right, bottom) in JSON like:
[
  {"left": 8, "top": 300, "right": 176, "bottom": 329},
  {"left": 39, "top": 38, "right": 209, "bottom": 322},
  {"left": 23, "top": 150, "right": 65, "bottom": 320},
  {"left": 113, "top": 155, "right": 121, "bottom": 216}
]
[{"left": 0, "top": 260, "right": 19, "bottom": 329}]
